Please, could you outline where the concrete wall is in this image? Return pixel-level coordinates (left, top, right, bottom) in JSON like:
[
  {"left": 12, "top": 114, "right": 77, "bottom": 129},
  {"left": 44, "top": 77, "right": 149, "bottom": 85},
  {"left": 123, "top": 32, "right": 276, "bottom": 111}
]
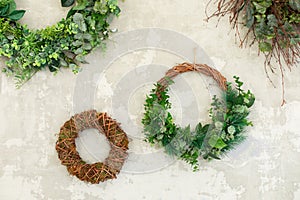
[{"left": 0, "top": 0, "right": 300, "bottom": 199}]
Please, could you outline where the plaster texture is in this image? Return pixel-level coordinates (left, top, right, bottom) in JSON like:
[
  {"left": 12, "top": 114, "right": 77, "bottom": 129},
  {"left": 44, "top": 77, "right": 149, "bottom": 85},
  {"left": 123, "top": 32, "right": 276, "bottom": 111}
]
[{"left": 0, "top": 0, "right": 300, "bottom": 199}]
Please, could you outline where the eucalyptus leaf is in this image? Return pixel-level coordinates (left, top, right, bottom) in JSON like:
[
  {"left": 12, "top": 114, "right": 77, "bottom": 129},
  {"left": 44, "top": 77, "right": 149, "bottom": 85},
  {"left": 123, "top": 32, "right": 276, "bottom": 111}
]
[
  {"left": 94, "top": 0, "right": 108, "bottom": 14},
  {"left": 61, "top": 0, "right": 75, "bottom": 7},
  {"left": 7, "top": 10, "right": 25, "bottom": 21},
  {"left": 82, "top": 43, "right": 92, "bottom": 50},
  {"left": 267, "top": 14, "right": 278, "bottom": 27},
  {"left": 72, "top": 40, "right": 83, "bottom": 46},
  {"left": 259, "top": 41, "right": 272, "bottom": 52},
  {"left": 245, "top": 4, "right": 254, "bottom": 28},
  {"left": 74, "top": 47, "right": 83, "bottom": 55},
  {"left": 83, "top": 33, "right": 92, "bottom": 40},
  {"left": 75, "top": 55, "right": 88, "bottom": 64},
  {"left": 74, "top": 33, "right": 83, "bottom": 40},
  {"left": 73, "top": 13, "right": 87, "bottom": 31},
  {"left": 289, "top": 0, "right": 300, "bottom": 11},
  {"left": 59, "top": 59, "right": 68, "bottom": 67}
]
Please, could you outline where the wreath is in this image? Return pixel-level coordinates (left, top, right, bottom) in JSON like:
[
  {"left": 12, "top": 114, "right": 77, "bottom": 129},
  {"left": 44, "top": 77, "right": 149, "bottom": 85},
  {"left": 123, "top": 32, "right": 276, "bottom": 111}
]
[
  {"left": 0, "top": 0, "right": 121, "bottom": 87},
  {"left": 55, "top": 110, "right": 129, "bottom": 184},
  {"left": 206, "top": 0, "right": 299, "bottom": 105},
  {"left": 142, "top": 63, "right": 255, "bottom": 170}
]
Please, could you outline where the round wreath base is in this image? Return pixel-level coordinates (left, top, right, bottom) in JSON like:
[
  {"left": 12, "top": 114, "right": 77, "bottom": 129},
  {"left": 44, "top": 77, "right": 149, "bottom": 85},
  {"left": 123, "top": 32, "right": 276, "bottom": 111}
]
[
  {"left": 158, "top": 62, "right": 227, "bottom": 90},
  {"left": 55, "top": 110, "right": 129, "bottom": 184},
  {"left": 142, "top": 62, "right": 255, "bottom": 169}
]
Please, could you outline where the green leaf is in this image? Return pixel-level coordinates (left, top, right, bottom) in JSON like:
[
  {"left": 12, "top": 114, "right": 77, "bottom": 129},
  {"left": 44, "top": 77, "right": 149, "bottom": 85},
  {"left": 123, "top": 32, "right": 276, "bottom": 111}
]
[
  {"left": 267, "top": 14, "right": 278, "bottom": 27},
  {"left": 75, "top": 55, "right": 88, "bottom": 64},
  {"left": 82, "top": 33, "right": 92, "bottom": 40},
  {"left": 208, "top": 135, "right": 227, "bottom": 149},
  {"left": 0, "top": 0, "right": 12, "bottom": 8},
  {"left": 73, "top": 13, "right": 87, "bottom": 32},
  {"left": 207, "top": 152, "right": 221, "bottom": 160},
  {"left": 253, "top": 2, "right": 267, "bottom": 14},
  {"left": 245, "top": 4, "right": 254, "bottom": 28},
  {"left": 0, "top": 4, "right": 9, "bottom": 16},
  {"left": 289, "top": 0, "right": 300, "bottom": 12},
  {"left": 73, "top": 4, "right": 86, "bottom": 10},
  {"left": 59, "top": 59, "right": 68, "bottom": 67},
  {"left": 73, "top": 0, "right": 89, "bottom": 10},
  {"left": 72, "top": 40, "right": 83, "bottom": 46},
  {"left": 7, "top": 10, "right": 25, "bottom": 21},
  {"left": 290, "top": 37, "right": 300, "bottom": 45},
  {"left": 259, "top": 41, "right": 272, "bottom": 52},
  {"left": 7, "top": 0, "right": 16, "bottom": 14},
  {"left": 61, "top": 0, "right": 75, "bottom": 7},
  {"left": 82, "top": 43, "right": 92, "bottom": 50},
  {"left": 66, "top": 7, "right": 76, "bottom": 18},
  {"left": 74, "top": 33, "right": 83, "bottom": 40},
  {"left": 74, "top": 47, "right": 83, "bottom": 55},
  {"left": 94, "top": 0, "right": 108, "bottom": 14},
  {"left": 48, "top": 59, "right": 60, "bottom": 72}
]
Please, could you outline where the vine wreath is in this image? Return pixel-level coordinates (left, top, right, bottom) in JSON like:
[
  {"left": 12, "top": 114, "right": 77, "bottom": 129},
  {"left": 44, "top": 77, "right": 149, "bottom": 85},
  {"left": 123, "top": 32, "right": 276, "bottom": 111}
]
[
  {"left": 0, "top": 0, "right": 121, "bottom": 87},
  {"left": 55, "top": 110, "right": 129, "bottom": 184},
  {"left": 206, "top": 0, "right": 299, "bottom": 105},
  {"left": 142, "top": 63, "right": 255, "bottom": 170}
]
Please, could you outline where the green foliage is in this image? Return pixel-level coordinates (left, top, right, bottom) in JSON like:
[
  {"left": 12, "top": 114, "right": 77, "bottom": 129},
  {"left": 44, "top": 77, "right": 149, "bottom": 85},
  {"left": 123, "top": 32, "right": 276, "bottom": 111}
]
[
  {"left": 61, "top": 0, "right": 75, "bottom": 7},
  {"left": 243, "top": 0, "right": 300, "bottom": 54},
  {"left": 142, "top": 77, "right": 255, "bottom": 171},
  {"left": 0, "top": 0, "right": 121, "bottom": 87},
  {"left": 0, "top": 0, "right": 12, "bottom": 7},
  {"left": 209, "top": 0, "right": 299, "bottom": 70},
  {"left": 0, "top": 0, "right": 25, "bottom": 21}
]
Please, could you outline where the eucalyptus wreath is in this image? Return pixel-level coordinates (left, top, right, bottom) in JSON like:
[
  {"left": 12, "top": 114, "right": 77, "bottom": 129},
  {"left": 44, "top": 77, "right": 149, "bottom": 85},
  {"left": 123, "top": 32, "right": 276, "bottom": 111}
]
[
  {"left": 0, "top": 0, "right": 121, "bottom": 87},
  {"left": 206, "top": 0, "right": 299, "bottom": 105},
  {"left": 142, "top": 63, "right": 255, "bottom": 170}
]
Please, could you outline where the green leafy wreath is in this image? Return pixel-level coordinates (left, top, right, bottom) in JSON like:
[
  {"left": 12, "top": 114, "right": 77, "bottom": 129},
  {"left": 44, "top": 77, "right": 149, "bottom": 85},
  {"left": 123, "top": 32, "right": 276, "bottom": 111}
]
[
  {"left": 206, "top": 0, "right": 299, "bottom": 105},
  {"left": 0, "top": 0, "right": 121, "bottom": 87},
  {"left": 142, "top": 63, "right": 255, "bottom": 170}
]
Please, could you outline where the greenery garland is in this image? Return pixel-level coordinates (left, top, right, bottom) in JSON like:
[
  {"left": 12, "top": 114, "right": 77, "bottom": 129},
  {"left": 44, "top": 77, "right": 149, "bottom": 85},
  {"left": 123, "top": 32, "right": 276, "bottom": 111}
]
[
  {"left": 207, "top": 0, "right": 299, "bottom": 67},
  {"left": 142, "top": 63, "right": 255, "bottom": 170},
  {"left": 206, "top": 0, "right": 299, "bottom": 105},
  {"left": 0, "top": 0, "right": 121, "bottom": 87}
]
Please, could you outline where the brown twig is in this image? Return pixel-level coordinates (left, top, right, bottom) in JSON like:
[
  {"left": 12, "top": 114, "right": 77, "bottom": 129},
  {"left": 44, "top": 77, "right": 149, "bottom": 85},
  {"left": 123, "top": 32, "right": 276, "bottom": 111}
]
[
  {"left": 205, "top": 0, "right": 300, "bottom": 105},
  {"left": 157, "top": 62, "right": 227, "bottom": 90},
  {"left": 55, "top": 110, "right": 129, "bottom": 184}
]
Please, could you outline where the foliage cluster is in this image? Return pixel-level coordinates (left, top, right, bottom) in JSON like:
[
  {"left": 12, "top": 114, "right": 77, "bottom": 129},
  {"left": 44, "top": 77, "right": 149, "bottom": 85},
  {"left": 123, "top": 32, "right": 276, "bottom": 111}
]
[
  {"left": 142, "top": 76, "right": 255, "bottom": 170},
  {"left": 0, "top": 0, "right": 120, "bottom": 86},
  {"left": 207, "top": 0, "right": 299, "bottom": 105},
  {"left": 208, "top": 0, "right": 299, "bottom": 66}
]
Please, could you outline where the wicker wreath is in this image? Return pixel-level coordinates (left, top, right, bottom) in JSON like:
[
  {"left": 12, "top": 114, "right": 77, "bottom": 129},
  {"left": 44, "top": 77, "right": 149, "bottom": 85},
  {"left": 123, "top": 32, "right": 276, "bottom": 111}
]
[
  {"left": 55, "top": 110, "right": 129, "bottom": 184},
  {"left": 142, "top": 62, "right": 255, "bottom": 170},
  {"left": 157, "top": 62, "right": 227, "bottom": 90}
]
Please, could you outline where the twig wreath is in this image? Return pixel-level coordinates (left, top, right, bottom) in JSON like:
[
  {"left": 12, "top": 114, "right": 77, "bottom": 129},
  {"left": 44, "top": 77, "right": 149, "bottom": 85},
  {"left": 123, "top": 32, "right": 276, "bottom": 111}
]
[
  {"left": 0, "top": 0, "right": 121, "bottom": 87},
  {"left": 142, "top": 63, "right": 255, "bottom": 170},
  {"left": 55, "top": 110, "right": 129, "bottom": 184},
  {"left": 206, "top": 0, "right": 299, "bottom": 105}
]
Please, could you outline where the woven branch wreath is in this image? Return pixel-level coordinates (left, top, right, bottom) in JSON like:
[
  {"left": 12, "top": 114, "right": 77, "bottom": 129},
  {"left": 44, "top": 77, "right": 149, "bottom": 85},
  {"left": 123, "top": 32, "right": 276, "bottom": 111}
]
[
  {"left": 142, "top": 63, "right": 255, "bottom": 170},
  {"left": 206, "top": 0, "right": 299, "bottom": 105},
  {"left": 56, "top": 110, "right": 129, "bottom": 184},
  {"left": 0, "top": 0, "right": 120, "bottom": 87}
]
